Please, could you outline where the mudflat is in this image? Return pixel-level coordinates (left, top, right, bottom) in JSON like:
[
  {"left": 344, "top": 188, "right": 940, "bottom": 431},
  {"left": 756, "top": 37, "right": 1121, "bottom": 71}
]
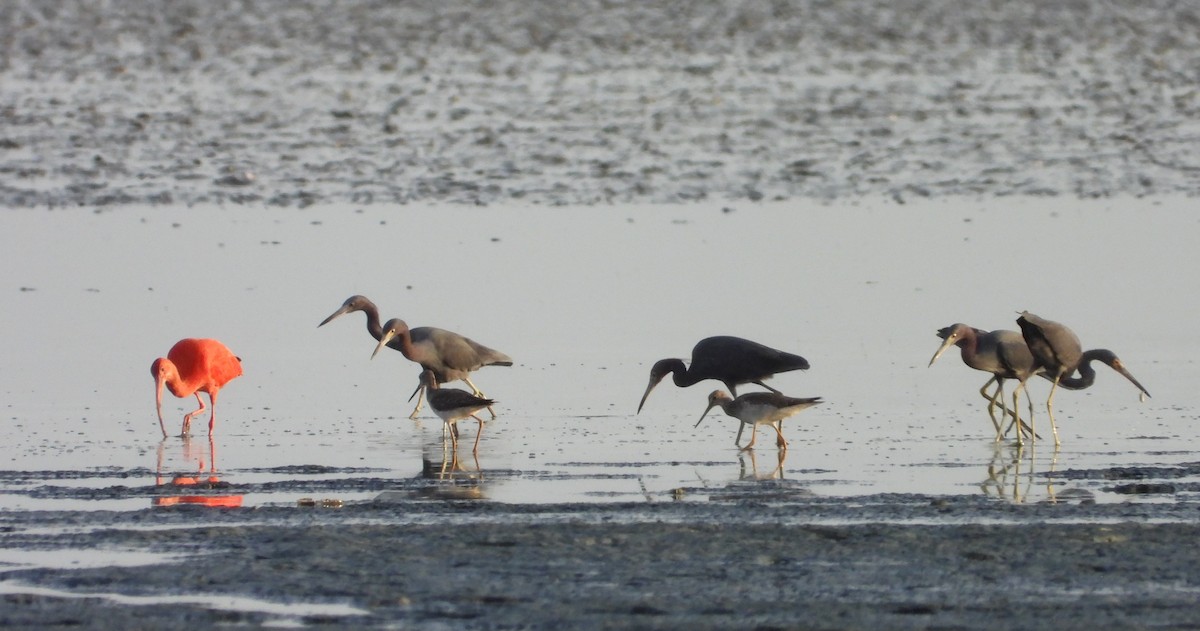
[{"left": 3, "top": 1, "right": 1200, "bottom": 629}]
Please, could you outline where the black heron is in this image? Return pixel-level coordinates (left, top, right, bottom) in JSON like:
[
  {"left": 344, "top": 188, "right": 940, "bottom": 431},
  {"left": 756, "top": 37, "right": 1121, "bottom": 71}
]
[
  {"left": 1014, "top": 311, "right": 1151, "bottom": 445},
  {"left": 697, "top": 390, "right": 822, "bottom": 451},
  {"left": 419, "top": 370, "right": 495, "bottom": 453},
  {"left": 636, "top": 335, "right": 810, "bottom": 413},
  {"left": 928, "top": 324, "right": 1038, "bottom": 441},
  {"left": 319, "top": 295, "right": 512, "bottom": 419}
]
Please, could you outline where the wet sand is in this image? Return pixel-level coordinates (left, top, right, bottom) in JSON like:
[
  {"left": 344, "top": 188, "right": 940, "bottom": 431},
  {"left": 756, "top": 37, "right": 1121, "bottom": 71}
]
[{"left": 3, "top": 1, "right": 1200, "bottom": 629}]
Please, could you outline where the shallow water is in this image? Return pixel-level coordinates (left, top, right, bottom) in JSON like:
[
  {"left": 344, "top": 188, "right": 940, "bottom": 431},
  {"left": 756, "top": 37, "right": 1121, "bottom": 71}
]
[{"left": 2, "top": 198, "right": 1197, "bottom": 511}]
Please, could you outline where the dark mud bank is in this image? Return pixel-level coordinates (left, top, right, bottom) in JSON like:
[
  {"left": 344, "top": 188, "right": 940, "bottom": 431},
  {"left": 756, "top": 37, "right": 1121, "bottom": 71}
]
[
  {"left": 4, "top": 499, "right": 1200, "bottom": 629},
  {"left": 4, "top": 0, "right": 1200, "bottom": 208}
]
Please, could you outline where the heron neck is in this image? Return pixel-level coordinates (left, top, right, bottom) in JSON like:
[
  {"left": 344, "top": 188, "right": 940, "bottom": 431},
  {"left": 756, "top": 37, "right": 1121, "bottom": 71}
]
[
  {"left": 360, "top": 301, "right": 384, "bottom": 341},
  {"left": 666, "top": 360, "right": 701, "bottom": 387},
  {"left": 1055, "top": 350, "right": 1102, "bottom": 390}
]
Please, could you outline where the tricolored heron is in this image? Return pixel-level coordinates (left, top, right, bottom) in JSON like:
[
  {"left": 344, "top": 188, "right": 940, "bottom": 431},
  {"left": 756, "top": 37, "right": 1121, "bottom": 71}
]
[
  {"left": 319, "top": 295, "right": 512, "bottom": 418},
  {"left": 1014, "top": 311, "right": 1151, "bottom": 445},
  {"left": 928, "top": 324, "right": 1037, "bottom": 441}
]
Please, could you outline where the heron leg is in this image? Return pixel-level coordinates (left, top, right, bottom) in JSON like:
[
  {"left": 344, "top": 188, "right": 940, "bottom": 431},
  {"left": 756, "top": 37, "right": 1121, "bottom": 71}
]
[
  {"left": 1011, "top": 381, "right": 1029, "bottom": 447},
  {"left": 409, "top": 385, "right": 426, "bottom": 420},
  {"left": 753, "top": 380, "right": 781, "bottom": 394},
  {"left": 734, "top": 421, "right": 746, "bottom": 446},
  {"left": 979, "top": 377, "right": 1003, "bottom": 440},
  {"left": 463, "top": 377, "right": 497, "bottom": 419},
  {"left": 1000, "top": 388, "right": 1039, "bottom": 442},
  {"left": 996, "top": 380, "right": 1037, "bottom": 442},
  {"left": 1046, "top": 377, "right": 1062, "bottom": 446}
]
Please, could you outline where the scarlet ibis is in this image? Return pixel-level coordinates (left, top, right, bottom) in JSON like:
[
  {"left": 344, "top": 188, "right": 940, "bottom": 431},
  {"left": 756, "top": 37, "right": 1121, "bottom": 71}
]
[
  {"left": 151, "top": 338, "right": 242, "bottom": 439},
  {"left": 419, "top": 370, "right": 495, "bottom": 453},
  {"left": 1014, "top": 311, "right": 1151, "bottom": 445},
  {"left": 696, "top": 390, "right": 822, "bottom": 451},
  {"left": 636, "top": 336, "right": 810, "bottom": 414},
  {"left": 319, "top": 295, "right": 512, "bottom": 419},
  {"left": 928, "top": 324, "right": 1037, "bottom": 441}
]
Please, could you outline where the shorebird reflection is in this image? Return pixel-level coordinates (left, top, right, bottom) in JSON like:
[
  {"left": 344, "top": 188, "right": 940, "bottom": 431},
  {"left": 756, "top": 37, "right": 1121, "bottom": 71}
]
[{"left": 738, "top": 449, "right": 787, "bottom": 481}]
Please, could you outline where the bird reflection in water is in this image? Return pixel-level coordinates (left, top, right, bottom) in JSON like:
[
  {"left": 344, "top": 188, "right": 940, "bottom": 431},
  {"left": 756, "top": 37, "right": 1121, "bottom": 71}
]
[
  {"left": 738, "top": 448, "right": 788, "bottom": 481},
  {"left": 153, "top": 435, "right": 243, "bottom": 508},
  {"left": 979, "top": 442, "right": 1061, "bottom": 503},
  {"left": 415, "top": 441, "right": 485, "bottom": 501}
]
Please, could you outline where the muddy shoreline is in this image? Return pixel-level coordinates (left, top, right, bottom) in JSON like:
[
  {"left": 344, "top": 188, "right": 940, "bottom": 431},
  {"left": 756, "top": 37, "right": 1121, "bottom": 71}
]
[{"left": 5, "top": 499, "right": 1200, "bottom": 629}]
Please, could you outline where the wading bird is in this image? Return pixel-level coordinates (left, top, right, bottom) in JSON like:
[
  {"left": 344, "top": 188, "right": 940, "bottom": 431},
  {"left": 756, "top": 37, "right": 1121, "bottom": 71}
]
[
  {"left": 319, "top": 295, "right": 512, "bottom": 418},
  {"left": 928, "top": 324, "right": 1037, "bottom": 441},
  {"left": 1014, "top": 311, "right": 1151, "bottom": 445},
  {"left": 420, "top": 370, "right": 495, "bottom": 453},
  {"left": 697, "top": 390, "right": 822, "bottom": 451},
  {"left": 151, "top": 338, "right": 242, "bottom": 439},
  {"left": 637, "top": 336, "right": 810, "bottom": 417}
]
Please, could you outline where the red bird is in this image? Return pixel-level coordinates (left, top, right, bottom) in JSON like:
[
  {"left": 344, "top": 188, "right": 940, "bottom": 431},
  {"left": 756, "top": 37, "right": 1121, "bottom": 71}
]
[{"left": 151, "top": 338, "right": 243, "bottom": 438}]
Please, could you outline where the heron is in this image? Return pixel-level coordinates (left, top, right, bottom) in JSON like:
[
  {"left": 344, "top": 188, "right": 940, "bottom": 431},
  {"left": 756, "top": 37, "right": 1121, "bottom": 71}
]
[
  {"left": 928, "top": 324, "right": 1038, "bottom": 441},
  {"left": 638, "top": 335, "right": 810, "bottom": 445},
  {"left": 638, "top": 335, "right": 809, "bottom": 406},
  {"left": 1014, "top": 311, "right": 1151, "bottom": 445},
  {"left": 319, "top": 295, "right": 512, "bottom": 419},
  {"left": 151, "top": 338, "right": 243, "bottom": 439},
  {"left": 419, "top": 370, "right": 495, "bottom": 453},
  {"left": 697, "top": 390, "right": 822, "bottom": 451}
]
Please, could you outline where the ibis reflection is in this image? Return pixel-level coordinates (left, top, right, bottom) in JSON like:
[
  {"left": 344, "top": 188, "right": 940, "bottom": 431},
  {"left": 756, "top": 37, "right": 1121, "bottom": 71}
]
[{"left": 153, "top": 435, "right": 243, "bottom": 508}]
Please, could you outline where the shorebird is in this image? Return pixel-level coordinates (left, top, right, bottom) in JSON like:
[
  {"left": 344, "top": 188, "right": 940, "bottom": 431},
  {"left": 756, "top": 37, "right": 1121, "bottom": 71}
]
[
  {"left": 696, "top": 390, "right": 822, "bottom": 451},
  {"left": 420, "top": 370, "right": 496, "bottom": 453}
]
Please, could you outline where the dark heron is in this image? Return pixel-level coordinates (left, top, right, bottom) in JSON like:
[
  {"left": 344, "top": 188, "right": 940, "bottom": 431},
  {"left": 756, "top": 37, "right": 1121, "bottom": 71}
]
[
  {"left": 419, "top": 370, "right": 495, "bottom": 453},
  {"left": 319, "top": 295, "right": 512, "bottom": 419},
  {"left": 1014, "top": 311, "right": 1151, "bottom": 445},
  {"left": 697, "top": 390, "right": 822, "bottom": 451},
  {"left": 637, "top": 335, "right": 810, "bottom": 415},
  {"left": 928, "top": 324, "right": 1038, "bottom": 441}
]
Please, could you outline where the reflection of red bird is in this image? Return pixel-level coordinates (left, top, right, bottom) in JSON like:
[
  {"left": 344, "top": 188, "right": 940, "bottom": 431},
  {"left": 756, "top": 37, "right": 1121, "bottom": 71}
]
[{"left": 151, "top": 339, "right": 242, "bottom": 438}]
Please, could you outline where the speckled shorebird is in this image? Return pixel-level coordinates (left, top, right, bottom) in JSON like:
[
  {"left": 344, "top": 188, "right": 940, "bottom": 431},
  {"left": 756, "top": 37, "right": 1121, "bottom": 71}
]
[
  {"left": 1014, "top": 311, "right": 1151, "bottom": 446},
  {"left": 420, "top": 370, "right": 496, "bottom": 453},
  {"left": 637, "top": 336, "right": 810, "bottom": 418},
  {"left": 928, "top": 323, "right": 1038, "bottom": 441},
  {"left": 318, "top": 295, "right": 512, "bottom": 419},
  {"left": 696, "top": 390, "right": 822, "bottom": 451}
]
